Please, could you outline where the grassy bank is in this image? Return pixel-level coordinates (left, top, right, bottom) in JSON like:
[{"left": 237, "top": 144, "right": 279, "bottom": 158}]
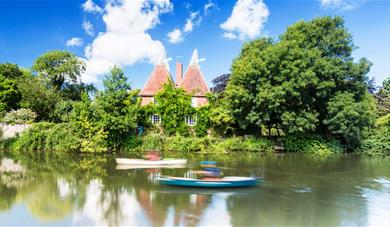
[{"left": 0, "top": 123, "right": 353, "bottom": 157}]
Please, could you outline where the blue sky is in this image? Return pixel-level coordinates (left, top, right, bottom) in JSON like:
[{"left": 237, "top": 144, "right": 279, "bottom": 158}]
[{"left": 1, "top": 0, "right": 389, "bottom": 89}]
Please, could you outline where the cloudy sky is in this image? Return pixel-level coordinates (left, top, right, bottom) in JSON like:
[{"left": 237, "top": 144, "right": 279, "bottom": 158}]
[{"left": 1, "top": 0, "right": 389, "bottom": 89}]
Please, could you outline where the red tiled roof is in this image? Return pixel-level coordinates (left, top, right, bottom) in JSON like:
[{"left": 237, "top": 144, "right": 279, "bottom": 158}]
[
  {"left": 140, "top": 64, "right": 172, "bottom": 96},
  {"left": 179, "top": 64, "right": 210, "bottom": 97}
]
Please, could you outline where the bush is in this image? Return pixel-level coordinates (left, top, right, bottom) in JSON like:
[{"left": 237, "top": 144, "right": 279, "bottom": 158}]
[
  {"left": 141, "top": 132, "right": 164, "bottom": 151},
  {"left": 284, "top": 134, "right": 343, "bottom": 156},
  {"left": 3, "top": 108, "right": 37, "bottom": 124},
  {"left": 359, "top": 114, "right": 390, "bottom": 156},
  {"left": 163, "top": 136, "right": 213, "bottom": 153},
  {"left": 0, "top": 127, "right": 3, "bottom": 140},
  {"left": 9, "top": 121, "right": 107, "bottom": 153},
  {"left": 210, "top": 137, "right": 272, "bottom": 153}
]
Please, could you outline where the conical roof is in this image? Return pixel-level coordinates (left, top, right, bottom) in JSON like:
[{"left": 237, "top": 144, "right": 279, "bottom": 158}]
[
  {"left": 179, "top": 49, "right": 209, "bottom": 96},
  {"left": 140, "top": 51, "right": 172, "bottom": 96}
]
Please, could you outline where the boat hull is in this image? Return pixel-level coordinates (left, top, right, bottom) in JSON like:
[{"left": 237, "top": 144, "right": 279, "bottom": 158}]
[
  {"left": 159, "top": 176, "right": 259, "bottom": 188},
  {"left": 115, "top": 158, "right": 187, "bottom": 165}
]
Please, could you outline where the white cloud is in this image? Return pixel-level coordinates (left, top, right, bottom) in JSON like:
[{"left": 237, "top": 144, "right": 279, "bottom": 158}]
[
  {"left": 81, "top": 0, "right": 172, "bottom": 84},
  {"left": 66, "top": 37, "right": 83, "bottom": 47},
  {"left": 220, "top": 0, "right": 269, "bottom": 41},
  {"left": 167, "top": 28, "right": 183, "bottom": 43},
  {"left": 167, "top": 11, "right": 201, "bottom": 44},
  {"left": 204, "top": 1, "right": 215, "bottom": 15},
  {"left": 82, "top": 20, "right": 95, "bottom": 36},
  {"left": 319, "top": 0, "right": 367, "bottom": 10},
  {"left": 82, "top": 0, "right": 103, "bottom": 13},
  {"left": 183, "top": 11, "right": 201, "bottom": 33}
]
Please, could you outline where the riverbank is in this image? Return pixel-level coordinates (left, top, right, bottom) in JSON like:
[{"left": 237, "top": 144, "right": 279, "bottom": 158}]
[{"left": 2, "top": 122, "right": 388, "bottom": 157}]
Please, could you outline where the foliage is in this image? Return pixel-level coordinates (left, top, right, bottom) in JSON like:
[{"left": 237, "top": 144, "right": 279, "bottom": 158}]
[
  {"left": 3, "top": 108, "right": 37, "bottom": 124},
  {"left": 9, "top": 122, "right": 107, "bottom": 153},
  {"left": 375, "top": 77, "right": 390, "bottom": 116},
  {"left": 210, "top": 137, "right": 272, "bottom": 153},
  {"left": 60, "top": 82, "right": 96, "bottom": 101},
  {"left": 18, "top": 73, "right": 61, "bottom": 121},
  {"left": 0, "top": 127, "right": 3, "bottom": 140},
  {"left": 225, "top": 16, "right": 372, "bottom": 137},
  {"left": 207, "top": 93, "right": 235, "bottom": 135},
  {"left": 94, "top": 66, "right": 140, "bottom": 149},
  {"left": 194, "top": 106, "right": 211, "bottom": 136},
  {"left": 32, "top": 50, "right": 86, "bottom": 89},
  {"left": 359, "top": 114, "right": 390, "bottom": 156},
  {"left": 154, "top": 83, "right": 193, "bottom": 136},
  {"left": 141, "top": 132, "right": 164, "bottom": 151},
  {"left": 284, "top": 134, "right": 343, "bottom": 157},
  {"left": 211, "top": 74, "right": 230, "bottom": 93},
  {"left": 325, "top": 92, "right": 377, "bottom": 149},
  {"left": 379, "top": 77, "right": 390, "bottom": 95},
  {"left": 0, "top": 63, "right": 23, "bottom": 111}
]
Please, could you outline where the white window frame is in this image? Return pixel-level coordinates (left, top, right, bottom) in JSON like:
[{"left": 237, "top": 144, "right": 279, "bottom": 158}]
[
  {"left": 153, "top": 98, "right": 158, "bottom": 105},
  {"left": 151, "top": 114, "right": 161, "bottom": 124},
  {"left": 185, "top": 115, "right": 197, "bottom": 126},
  {"left": 191, "top": 97, "right": 197, "bottom": 107}
]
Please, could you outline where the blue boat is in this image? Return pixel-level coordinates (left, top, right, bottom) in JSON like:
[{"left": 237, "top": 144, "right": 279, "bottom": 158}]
[{"left": 158, "top": 176, "right": 260, "bottom": 188}]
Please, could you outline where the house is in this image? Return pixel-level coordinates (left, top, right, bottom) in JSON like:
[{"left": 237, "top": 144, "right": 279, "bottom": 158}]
[
  {"left": 140, "top": 49, "right": 209, "bottom": 107},
  {"left": 140, "top": 49, "right": 210, "bottom": 125}
]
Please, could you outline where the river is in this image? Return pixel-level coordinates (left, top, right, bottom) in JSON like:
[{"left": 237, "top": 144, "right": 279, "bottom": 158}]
[{"left": 0, "top": 152, "right": 389, "bottom": 226}]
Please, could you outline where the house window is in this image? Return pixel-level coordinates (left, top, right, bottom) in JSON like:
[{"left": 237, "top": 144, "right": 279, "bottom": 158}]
[
  {"left": 151, "top": 114, "right": 161, "bottom": 124},
  {"left": 154, "top": 98, "right": 158, "bottom": 105},
  {"left": 191, "top": 97, "right": 197, "bottom": 107},
  {"left": 185, "top": 115, "right": 197, "bottom": 126}
]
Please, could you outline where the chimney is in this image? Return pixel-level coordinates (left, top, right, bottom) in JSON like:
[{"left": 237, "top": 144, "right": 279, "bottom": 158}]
[{"left": 176, "top": 57, "right": 183, "bottom": 85}]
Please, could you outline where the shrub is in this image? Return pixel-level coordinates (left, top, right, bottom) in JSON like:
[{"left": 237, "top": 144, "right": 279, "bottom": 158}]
[
  {"left": 0, "top": 127, "right": 3, "bottom": 140},
  {"left": 210, "top": 137, "right": 272, "bottom": 153},
  {"left": 359, "top": 114, "right": 390, "bottom": 156},
  {"left": 3, "top": 108, "right": 37, "bottom": 124},
  {"left": 10, "top": 121, "right": 107, "bottom": 153},
  {"left": 284, "top": 134, "right": 343, "bottom": 156},
  {"left": 163, "top": 136, "right": 212, "bottom": 153},
  {"left": 142, "top": 132, "right": 164, "bottom": 151}
]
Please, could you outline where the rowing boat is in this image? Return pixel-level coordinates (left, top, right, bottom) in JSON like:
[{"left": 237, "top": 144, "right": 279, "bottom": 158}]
[
  {"left": 115, "top": 158, "right": 187, "bottom": 165},
  {"left": 158, "top": 176, "right": 259, "bottom": 188}
]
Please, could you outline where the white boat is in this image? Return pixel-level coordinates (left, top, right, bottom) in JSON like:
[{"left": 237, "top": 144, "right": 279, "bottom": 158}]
[
  {"left": 115, "top": 158, "right": 187, "bottom": 165},
  {"left": 116, "top": 164, "right": 187, "bottom": 170}
]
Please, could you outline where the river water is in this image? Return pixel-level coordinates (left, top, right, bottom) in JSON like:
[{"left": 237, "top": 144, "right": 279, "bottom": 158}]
[{"left": 0, "top": 152, "right": 389, "bottom": 226}]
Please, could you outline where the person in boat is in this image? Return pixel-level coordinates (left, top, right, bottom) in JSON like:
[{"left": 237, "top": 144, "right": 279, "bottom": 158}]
[
  {"left": 144, "top": 151, "right": 161, "bottom": 161},
  {"left": 197, "top": 161, "right": 222, "bottom": 180}
]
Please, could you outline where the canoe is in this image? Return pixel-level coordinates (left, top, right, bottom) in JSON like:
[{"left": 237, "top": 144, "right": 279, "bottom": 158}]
[
  {"left": 158, "top": 176, "right": 259, "bottom": 188},
  {"left": 115, "top": 164, "right": 187, "bottom": 170},
  {"left": 115, "top": 158, "right": 187, "bottom": 165}
]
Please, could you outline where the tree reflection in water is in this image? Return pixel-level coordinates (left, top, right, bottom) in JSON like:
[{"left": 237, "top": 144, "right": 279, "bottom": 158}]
[{"left": 0, "top": 153, "right": 389, "bottom": 226}]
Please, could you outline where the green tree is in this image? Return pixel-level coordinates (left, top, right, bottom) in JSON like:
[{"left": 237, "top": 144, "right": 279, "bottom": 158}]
[
  {"left": 225, "top": 16, "right": 373, "bottom": 138},
  {"left": 18, "top": 72, "right": 62, "bottom": 121},
  {"left": 94, "top": 66, "right": 139, "bottom": 149},
  {"left": 0, "top": 63, "right": 23, "bottom": 112},
  {"left": 325, "top": 92, "right": 377, "bottom": 149},
  {"left": 32, "top": 50, "right": 86, "bottom": 89},
  {"left": 154, "top": 83, "right": 193, "bottom": 136}
]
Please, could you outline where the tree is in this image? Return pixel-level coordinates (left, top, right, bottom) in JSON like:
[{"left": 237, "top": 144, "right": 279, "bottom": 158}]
[
  {"left": 211, "top": 74, "right": 230, "bottom": 93},
  {"left": 18, "top": 71, "right": 62, "bottom": 121},
  {"left": 375, "top": 77, "right": 390, "bottom": 116},
  {"left": 225, "top": 16, "right": 373, "bottom": 137},
  {"left": 154, "top": 83, "right": 193, "bottom": 136},
  {"left": 325, "top": 92, "right": 377, "bottom": 149},
  {"left": 0, "top": 63, "right": 23, "bottom": 112},
  {"left": 32, "top": 50, "right": 86, "bottom": 89},
  {"left": 94, "top": 66, "right": 140, "bottom": 149}
]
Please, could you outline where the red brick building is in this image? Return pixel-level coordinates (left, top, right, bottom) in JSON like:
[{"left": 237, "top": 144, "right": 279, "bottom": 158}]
[{"left": 140, "top": 49, "right": 210, "bottom": 107}]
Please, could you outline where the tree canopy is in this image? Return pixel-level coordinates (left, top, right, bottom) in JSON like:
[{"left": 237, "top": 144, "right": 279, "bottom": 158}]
[
  {"left": 224, "top": 16, "right": 376, "bottom": 146},
  {"left": 32, "top": 50, "right": 86, "bottom": 89}
]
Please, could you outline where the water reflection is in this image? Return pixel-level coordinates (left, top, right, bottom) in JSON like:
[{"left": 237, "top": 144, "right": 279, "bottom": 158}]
[{"left": 0, "top": 153, "right": 389, "bottom": 226}]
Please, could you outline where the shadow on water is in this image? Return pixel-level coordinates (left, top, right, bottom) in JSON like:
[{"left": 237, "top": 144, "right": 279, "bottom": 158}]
[{"left": 0, "top": 151, "right": 389, "bottom": 226}]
